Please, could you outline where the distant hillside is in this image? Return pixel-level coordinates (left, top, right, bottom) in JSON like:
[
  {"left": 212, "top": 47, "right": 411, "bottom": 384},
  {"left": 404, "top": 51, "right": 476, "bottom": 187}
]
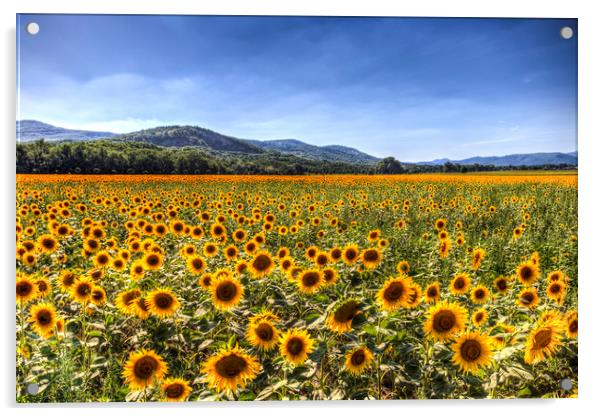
[
  {"left": 17, "top": 120, "right": 115, "bottom": 142},
  {"left": 245, "top": 139, "right": 379, "bottom": 164},
  {"left": 418, "top": 151, "right": 577, "bottom": 167},
  {"left": 113, "top": 125, "right": 263, "bottom": 154}
]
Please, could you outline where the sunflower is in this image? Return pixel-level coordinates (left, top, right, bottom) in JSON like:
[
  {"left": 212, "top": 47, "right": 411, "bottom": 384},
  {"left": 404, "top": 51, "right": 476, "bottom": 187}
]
[
  {"left": 296, "top": 269, "right": 324, "bottom": 294},
  {"left": 37, "top": 234, "right": 58, "bottom": 254},
  {"left": 451, "top": 332, "right": 493, "bottom": 374},
  {"left": 424, "top": 282, "right": 441, "bottom": 304},
  {"left": 35, "top": 277, "right": 51, "bottom": 298},
  {"left": 438, "top": 238, "right": 451, "bottom": 258},
  {"left": 203, "top": 346, "right": 260, "bottom": 393},
  {"left": 450, "top": 273, "right": 471, "bottom": 295},
  {"left": 279, "top": 329, "right": 315, "bottom": 366},
  {"left": 423, "top": 301, "right": 468, "bottom": 341},
  {"left": 472, "top": 309, "right": 488, "bottom": 326},
  {"left": 58, "top": 270, "right": 77, "bottom": 292},
  {"left": 232, "top": 228, "right": 247, "bottom": 242},
  {"left": 406, "top": 283, "right": 423, "bottom": 308},
  {"left": 186, "top": 255, "right": 206, "bottom": 275},
  {"left": 376, "top": 276, "right": 412, "bottom": 311},
  {"left": 322, "top": 267, "right": 338, "bottom": 285},
  {"left": 16, "top": 275, "right": 38, "bottom": 305},
  {"left": 345, "top": 346, "right": 373, "bottom": 375},
  {"left": 493, "top": 276, "right": 510, "bottom": 294},
  {"left": 91, "top": 286, "right": 107, "bottom": 306},
  {"left": 326, "top": 299, "right": 361, "bottom": 333},
  {"left": 547, "top": 270, "right": 565, "bottom": 283},
  {"left": 93, "top": 250, "right": 112, "bottom": 269},
  {"left": 565, "top": 310, "right": 578, "bottom": 338},
  {"left": 471, "top": 248, "right": 486, "bottom": 270},
  {"left": 516, "top": 261, "right": 540, "bottom": 286},
  {"left": 247, "top": 319, "right": 280, "bottom": 350},
  {"left": 211, "top": 275, "right": 243, "bottom": 310},
  {"left": 314, "top": 251, "right": 330, "bottom": 267},
  {"left": 470, "top": 285, "right": 490, "bottom": 304},
  {"left": 359, "top": 248, "right": 382, "bottom": 270},
  {"left": 70, "top": 276, "right": 95, "bottom": 304},
  {"left": 122, "top": 349, "right": 168, "bottom": 390},
  {"left": 146, "top": 288, "right": 180, "bottom": 318},
  {"left": 342, "top": 244, "right": 360, "bottom": 266},
  {"left": 224, "top": 245, "right": 238, "bottom": 261},
  {"left": 434, "top": 218, "right": 446, "bottom": 231},
  {"left": 524, "top": 320, "right": 564, "bottom": 364},
  {"left": 115, "top": 289, "right": 142, "bottom": 315},
  {"left": 249, "top": 251, "right": 275, "bottom": 279},
  {"left": 130, "top": 260, "right": 146, "bottom": 281},
  {"left": 210, "top": 223, "right": 227, "bottom": 240},
  {"left": 29, "top": 302, "right": 57, "bottom": 338},
  {"left": 160, "top": 377, "right": 192, "bottom": 402},
  {"left": 131, "top": 296, "right": 151, "bottom": 319},
  {"left": 517, "top": 287, "right": 540, "bottom": 309},
  {"left": 546, "top": 280, "right": 566, "bottom": 303},
  {"left": 143, "top": 252, "right": 164, "bottom": 270},
  {"left": 396, "top": 260, "right": 410, "bottom": 275}
]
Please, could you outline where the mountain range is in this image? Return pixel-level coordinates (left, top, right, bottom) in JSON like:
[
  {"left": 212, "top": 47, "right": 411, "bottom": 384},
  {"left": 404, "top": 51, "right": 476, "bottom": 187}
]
[
  {"left": 16, "top": 120, "right": 577, "bottom": 167},
  {"left": 418, "top": 151, "right": 578, "bottom": 167}
]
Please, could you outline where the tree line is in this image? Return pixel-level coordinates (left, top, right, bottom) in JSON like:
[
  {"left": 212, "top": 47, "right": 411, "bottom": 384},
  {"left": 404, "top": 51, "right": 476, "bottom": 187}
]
[{"left": 16, "top": 140, "right": 576, "bottom": 175}]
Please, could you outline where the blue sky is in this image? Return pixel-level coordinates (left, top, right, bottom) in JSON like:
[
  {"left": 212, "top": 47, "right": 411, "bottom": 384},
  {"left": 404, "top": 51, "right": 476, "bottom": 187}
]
[{"left": 17, "top": 15, "right": 577, "bottom": 162}]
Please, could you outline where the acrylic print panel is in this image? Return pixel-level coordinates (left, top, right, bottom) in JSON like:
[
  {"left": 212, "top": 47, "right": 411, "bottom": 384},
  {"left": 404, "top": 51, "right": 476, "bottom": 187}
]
[{"left": 15, "top": 14, "right": 577, "bottom": 402}]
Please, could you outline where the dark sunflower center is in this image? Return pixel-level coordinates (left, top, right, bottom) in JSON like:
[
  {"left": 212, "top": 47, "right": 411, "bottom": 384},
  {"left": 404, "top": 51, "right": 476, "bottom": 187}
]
[
  {"left": 345, "top": 250, "right": 357, "bottom": 261},
  {"left": 569, "top": 320, "right": 578, "bottom": 333},
  {"left": 496, "top": 279, "right": 507, "bottom": 291},
  {"left": 384, "top": 282, "right": 404, "bottom": 302},
  {"left": 323, "top": 270, "right": 334, "bottom": 282},
  {"left": 286, "top": 337, "right": 304, "bottom": 356},
  {"left": 475, "top": 289, "right": 485, "bottom": 299},
  {"left": 207, "top": 245, "right": 216, "bottom": 253},
  {"left": 146, "top": 255, "right": 159, "bottom": 266},
  {"left": 92, "top": 290, "right": 104, "bottom": 301},
  {"left": 334, "top": 302, "right": 359, "bottom": 323},
  {"left": 427, "top": 287, "right": 438, "bottom": 297},
  {"left": 331, "top": 249, "right": 342, "bottom": 260},
  {"left": 351, "top": 350, "right": 366, "bottom": 366},
  {"left": 520, "top": 267, "right": 533, "bottom": 280},
  {"left": 215, "top": 354, "right": 247, "bottom": 378},
  {"left": 363, "top": 250, "right": 379, "bottom": 262},
  {"left": 37, "top": 281, "right": 48, "bottom": 292},
  {"left": 227, "top": 248, "right": 236, "bottom": 256},
  {"left": 433, "top": 310, "right": 456, "bottom": 332},
  {"left": 216, "top": 281, "right": 237, "bottom": 301},
  {"left": 124, "top": 291, "right": 141, "bottom": 306},
  {"left": 42, "top": 239, "right": 55, "bottom": 249},
  {"left": 155, "top": 293, "right": 173, "bottom": 309},
  {"left": 317, "top": 255, "right": 328, "bottom": 265},
  {"left": 17, "top": 281, "right": 33, "bottom": 296},
  {"left": 192, "top": 259, "right": 204, "bottom": 269},
  {"left": 77, "top": 283, "right": 92, "bottom": 296},
  {"left": 533, "top": 328, "right": 552, "bottom": 349},
  {"left": 165, "top": 383, "right": 184, "bottom": 398},
  {"left": 37, "top": 310, "right": 52, "bottom": 325},
  {"left": 521, "top": 292, "right": 534, "bottom": 303},
  {"left": 252, "top": 254, "right": 272, "bottom": 272},
  {"left": 301, "top": 272, "right": 320, "bottom": 287},
  {"left": 98, "top": 255, "right": 109, "bottom": 265},
  {"left": 134, "top": 356, "right": 159, "bottom": 379},
  {"left": 460, "top": 339, "right": 482, "bottom": 362},
  {"left": 550, "top": 284, "right": 561, "bottom": 294},
  {"left": 454, "top": 278, "right": 466, "bottom": 290},
  {"left": 255, "top": 322, "right": 274, "bottom": 341}
]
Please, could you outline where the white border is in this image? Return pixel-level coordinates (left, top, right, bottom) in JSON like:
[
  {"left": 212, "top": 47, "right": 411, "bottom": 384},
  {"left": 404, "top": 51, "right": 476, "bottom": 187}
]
[{"left": 2, "top": 1, "right": 601, "bottom": 415}]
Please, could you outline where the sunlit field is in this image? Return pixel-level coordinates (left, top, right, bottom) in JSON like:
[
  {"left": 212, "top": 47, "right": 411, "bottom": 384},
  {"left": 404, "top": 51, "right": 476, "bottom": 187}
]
[{"left": 16, "top": 173, "right": 578, "bottom": 402}]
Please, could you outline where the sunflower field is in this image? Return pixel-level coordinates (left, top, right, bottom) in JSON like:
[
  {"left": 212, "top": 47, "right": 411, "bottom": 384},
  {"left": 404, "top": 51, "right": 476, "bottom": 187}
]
[{"left": 15, "top": 173, "right": 578, "bottom": 402}]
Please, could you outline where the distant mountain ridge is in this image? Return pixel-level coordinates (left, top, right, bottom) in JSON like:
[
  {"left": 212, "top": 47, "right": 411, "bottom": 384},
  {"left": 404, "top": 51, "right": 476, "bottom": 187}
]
[
  {"left": 244, "top": 138, "right": 379, "bottom": 164},
  {"left": 114, "top": 125, "right": 263, "bottom": 154},
  {"left": 418, "top": 151, "right": 577, "bottom": 167},
  {"left": 17, "top": 120, "right": 115, "bottom": 141},
  {"left": 16, "top": 120, "right": 576, "bottom": 167}
]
